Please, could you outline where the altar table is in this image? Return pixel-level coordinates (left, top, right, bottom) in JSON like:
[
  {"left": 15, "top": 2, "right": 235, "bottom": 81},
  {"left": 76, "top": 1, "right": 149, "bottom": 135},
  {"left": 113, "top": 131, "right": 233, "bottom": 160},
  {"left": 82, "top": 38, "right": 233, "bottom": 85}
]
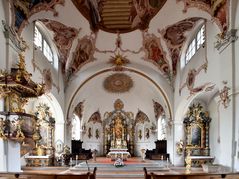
[{"left": 107, "top": 148, "right": 131, "bottom": 160}]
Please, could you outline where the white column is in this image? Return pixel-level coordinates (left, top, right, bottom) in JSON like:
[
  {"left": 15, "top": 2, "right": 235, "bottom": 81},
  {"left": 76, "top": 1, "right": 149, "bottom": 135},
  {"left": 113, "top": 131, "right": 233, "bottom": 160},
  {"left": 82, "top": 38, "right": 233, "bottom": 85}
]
[
  {"left": 0, "top": 98, "right": 7, "bottom": 172},
  {"left": 7, "top": 141, "right": 21, "bottom": 172},
  {"left": 55, "top": 122, "right": 65, "bottom": 144},
  {"left": 173, "top": 121, "right": 185, "bottom": 166},
  {"left": 0, "top": 139, "right": 7, "bottom": 172}
]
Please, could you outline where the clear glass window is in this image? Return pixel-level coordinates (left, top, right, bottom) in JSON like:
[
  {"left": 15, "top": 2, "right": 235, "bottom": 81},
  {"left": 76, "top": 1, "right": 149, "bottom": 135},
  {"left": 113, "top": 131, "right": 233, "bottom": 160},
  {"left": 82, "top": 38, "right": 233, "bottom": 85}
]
[
  {"left": 34, "top": 25, "right": 55, "bottom": 64},
  {"left": 185, "top": 39, "right": 196, "bottom": 64},
  {"left": 34, "top": 26, "right": 42, "bottom": 50},
  {"left": 184, "top": 24, "right": 205, "bottom": 65},
  {"left": 43, "top": 40, "right": 53, "bottom": 63},
  {"left": 197, "top": 25, "right": 205, "bottom": 49},
  {"left": 72, "top": 114, "right": 81, "bottom": 140}
]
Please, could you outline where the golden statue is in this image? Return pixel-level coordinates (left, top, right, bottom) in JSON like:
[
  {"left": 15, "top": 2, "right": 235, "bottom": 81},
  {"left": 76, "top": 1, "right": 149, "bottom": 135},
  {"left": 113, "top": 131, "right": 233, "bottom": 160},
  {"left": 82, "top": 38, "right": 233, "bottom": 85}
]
[
  {"left": 115, "top": 116, "right": 123, "bottom": 139},
  {"left": 185, "top": 149, "right": 192, "bottom": 174},
  {"left": 0, "top": 118, "right": 6, "bottom": 140},
  {"left": 112, "top": 115, "right": 127, "bottom": 149}
]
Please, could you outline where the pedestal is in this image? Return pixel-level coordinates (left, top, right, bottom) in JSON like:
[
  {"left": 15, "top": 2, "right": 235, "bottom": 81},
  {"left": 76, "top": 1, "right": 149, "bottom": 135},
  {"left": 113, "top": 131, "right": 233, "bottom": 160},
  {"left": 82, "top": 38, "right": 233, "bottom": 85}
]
[
  {"left": 7, "top": 140, "right": 21, "bottom": 172},
  {"left": 25, "top": 155, "right": 53, "bottom": 166},
  {"left": 189, "top": 156, "right": 215, "bottom": 167},
  {"left": 0, "top": 139, "right": 6, "bottom": 172}
]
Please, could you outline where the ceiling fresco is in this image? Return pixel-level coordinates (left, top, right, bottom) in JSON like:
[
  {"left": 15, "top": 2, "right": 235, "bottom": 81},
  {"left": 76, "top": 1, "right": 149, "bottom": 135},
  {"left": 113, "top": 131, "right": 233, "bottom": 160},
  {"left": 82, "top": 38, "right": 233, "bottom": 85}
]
[
  {"left": 66, "top": 35, "right": 96, "bottom": 81},
  {"left": 71, "top": 0, "right": 167, "bottom": 33},
  {"left": 11, "top": 0, "right": 65, "bottom": 34},
  {"left": 8, "top": 0, "right": 230, "bottom": 85},
  {"left": 179, "top": 0, "right": 228, "bottom": 32},
  {"left": 143, "top": 32, "right": 170, "bottom": 77},
  {"left": 160, "top": 17, "right": 202, "bottom": 76}
]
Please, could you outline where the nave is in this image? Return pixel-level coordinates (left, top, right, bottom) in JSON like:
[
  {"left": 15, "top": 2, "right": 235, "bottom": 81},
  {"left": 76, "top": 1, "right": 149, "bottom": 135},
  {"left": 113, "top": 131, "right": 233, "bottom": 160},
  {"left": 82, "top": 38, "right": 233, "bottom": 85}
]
[{"left": 1, "top": 157, "right": 239, "bottom": 179}]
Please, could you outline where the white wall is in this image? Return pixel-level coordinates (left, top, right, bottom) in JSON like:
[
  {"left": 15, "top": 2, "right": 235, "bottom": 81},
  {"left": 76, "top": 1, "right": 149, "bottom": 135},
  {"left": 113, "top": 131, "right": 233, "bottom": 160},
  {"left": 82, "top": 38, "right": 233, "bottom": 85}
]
[
  {"left": 232, "top": 0, "right": 239, "bottom": 171},
  {"left": 173, "top": 15, "right": 236, "bottom": 167},
  {"left": 0, "top": 0, "right": 6, "bottom": 69}
]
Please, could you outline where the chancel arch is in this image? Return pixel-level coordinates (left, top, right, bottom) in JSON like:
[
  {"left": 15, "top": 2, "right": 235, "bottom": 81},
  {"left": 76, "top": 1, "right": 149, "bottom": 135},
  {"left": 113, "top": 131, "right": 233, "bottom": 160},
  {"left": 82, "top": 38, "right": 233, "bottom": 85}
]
[
  {"left": 66, "top": 69, "right": 172, "bottom": 156},
  {"left": 67, "top": 68, "right": 173, "bottom": 123}
]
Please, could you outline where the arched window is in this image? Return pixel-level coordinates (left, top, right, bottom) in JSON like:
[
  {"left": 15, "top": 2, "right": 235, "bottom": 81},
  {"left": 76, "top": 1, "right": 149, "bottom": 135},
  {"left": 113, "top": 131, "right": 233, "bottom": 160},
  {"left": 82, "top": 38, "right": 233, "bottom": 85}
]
[
  {"left": 72, "top": 114, "right": 81, "bottom": 140},
  {"left": 157, "top": 115, "right": 167, "bottom": 140},
  {"left": 34, "top": 25, "right": 54, "bottom": 64},
  {"left": 185, "top": 24, "right": 205, "bottom": 64}
]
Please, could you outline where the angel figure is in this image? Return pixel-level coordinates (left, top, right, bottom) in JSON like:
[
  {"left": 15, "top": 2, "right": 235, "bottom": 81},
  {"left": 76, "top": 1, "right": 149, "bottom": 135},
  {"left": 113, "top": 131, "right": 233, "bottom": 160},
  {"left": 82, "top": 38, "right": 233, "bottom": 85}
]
[
  {"left": 219, "top": 82, "right": 230, "bottom": 108},
  {"left": 176, "top": 140, "right": 184, "bottom": 155}
]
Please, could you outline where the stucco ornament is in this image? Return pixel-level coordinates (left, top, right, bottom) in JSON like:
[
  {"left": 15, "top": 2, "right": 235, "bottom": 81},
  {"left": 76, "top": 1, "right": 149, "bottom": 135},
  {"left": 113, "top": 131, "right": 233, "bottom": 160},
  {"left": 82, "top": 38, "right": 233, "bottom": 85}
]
[
  {"left": 103, "top": 73, "right": 133, "bottom": 93},
  {"left": 219, "top": 81, "right": 230, "bottom": 108},
  {"left": 160, "top": 17, "right": 201, "bottom": 77}
]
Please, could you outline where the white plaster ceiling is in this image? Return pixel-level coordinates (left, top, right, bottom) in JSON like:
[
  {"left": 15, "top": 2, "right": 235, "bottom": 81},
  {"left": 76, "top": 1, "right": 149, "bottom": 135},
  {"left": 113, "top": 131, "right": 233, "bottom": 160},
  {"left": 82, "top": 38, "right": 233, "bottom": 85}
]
[
  {"left": 15, "top": 0, "right": 226, "bottom": 120},
  {"left": 69, "top": 70, "right": 171, "bottom": 123}
]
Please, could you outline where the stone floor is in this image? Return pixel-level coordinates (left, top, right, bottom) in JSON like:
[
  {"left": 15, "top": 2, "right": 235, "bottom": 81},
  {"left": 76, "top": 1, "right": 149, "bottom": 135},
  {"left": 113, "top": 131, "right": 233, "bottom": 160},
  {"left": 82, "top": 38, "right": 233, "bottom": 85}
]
[{"left": 23, "top": 157, "right": 170, "bottom": 179}]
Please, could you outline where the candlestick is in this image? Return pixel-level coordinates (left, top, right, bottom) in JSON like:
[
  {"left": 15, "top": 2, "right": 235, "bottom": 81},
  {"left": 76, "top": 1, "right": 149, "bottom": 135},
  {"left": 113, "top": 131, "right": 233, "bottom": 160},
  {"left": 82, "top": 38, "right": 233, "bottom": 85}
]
[
  {"left": 70, "top": 157, "right": 73, "bottom": 168},
  {"left": 76, "top": 155, "right": 78, "bottom": 166}
]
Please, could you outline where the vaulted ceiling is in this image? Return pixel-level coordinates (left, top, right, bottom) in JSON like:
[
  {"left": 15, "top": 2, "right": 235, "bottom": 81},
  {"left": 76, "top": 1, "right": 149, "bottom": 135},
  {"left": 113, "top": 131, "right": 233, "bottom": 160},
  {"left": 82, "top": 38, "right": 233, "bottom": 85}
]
[
  {"left": 12, "top": 0, "right": 228, "bottom": 83},
  {"left": 10, "top": 0, "right": 229, "bottom": 118}
]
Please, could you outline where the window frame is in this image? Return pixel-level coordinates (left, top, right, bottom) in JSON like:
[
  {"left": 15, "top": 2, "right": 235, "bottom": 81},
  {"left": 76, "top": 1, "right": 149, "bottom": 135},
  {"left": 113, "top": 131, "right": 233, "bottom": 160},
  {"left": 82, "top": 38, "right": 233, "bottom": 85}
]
[
  {"left": 34, "top": 25, "right": 54, "bottom": 64},
  {"left": 185, "top": 24, "right": 205, "bottom": 65}
]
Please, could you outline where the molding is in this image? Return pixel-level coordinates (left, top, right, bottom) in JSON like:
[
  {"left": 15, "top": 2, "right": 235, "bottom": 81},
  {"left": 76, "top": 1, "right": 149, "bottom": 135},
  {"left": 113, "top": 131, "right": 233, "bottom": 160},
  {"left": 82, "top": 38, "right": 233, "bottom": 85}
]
[
  {"left": 2, "top": 20, "right": 28, "bottom": 52},
  {"left": 214, "top": 29, "right": 238, "bottom": 53}
]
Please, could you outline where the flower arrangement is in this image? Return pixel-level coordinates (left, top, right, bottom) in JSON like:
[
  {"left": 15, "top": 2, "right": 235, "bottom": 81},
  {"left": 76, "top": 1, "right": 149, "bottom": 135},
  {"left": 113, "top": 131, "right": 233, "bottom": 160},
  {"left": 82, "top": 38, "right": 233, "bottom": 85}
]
[{"left": 114, "top": 158, "right": 124, "bottom": 167}]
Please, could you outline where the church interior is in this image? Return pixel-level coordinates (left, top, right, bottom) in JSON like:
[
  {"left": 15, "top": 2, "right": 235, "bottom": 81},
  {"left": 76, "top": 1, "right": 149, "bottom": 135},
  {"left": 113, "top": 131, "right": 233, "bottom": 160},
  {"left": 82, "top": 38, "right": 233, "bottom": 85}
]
[{"left": 0, "top": 0, "right": 239, "bottom": 178}]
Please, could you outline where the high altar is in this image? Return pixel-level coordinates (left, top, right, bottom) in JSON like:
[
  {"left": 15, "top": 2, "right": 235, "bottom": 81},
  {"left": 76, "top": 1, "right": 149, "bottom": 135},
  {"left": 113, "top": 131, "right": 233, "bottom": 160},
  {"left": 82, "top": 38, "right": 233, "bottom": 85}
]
[{"left": 104, "top": 99, "right": 133, "bottom": 160}]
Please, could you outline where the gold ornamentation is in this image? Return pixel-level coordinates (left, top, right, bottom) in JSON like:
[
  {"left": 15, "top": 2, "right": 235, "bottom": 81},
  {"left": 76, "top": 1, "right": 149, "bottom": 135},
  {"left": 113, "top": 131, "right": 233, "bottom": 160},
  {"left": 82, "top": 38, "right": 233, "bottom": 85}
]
[
  {"left": 0, "top": 54, "right": 45, "bottom": 98},
  {"left": 145, "top": 128, "right": 150, "bottom": 139},
  {"left": 138, "top": 129, "right": 142, "bottom": 140},
  {"left": 176, "top": 140, "right": 184, "bottom": 155},
  {"left": 95, "top": 129, "right": 100, "bottom": 139},
  {"left": 6, "top": 93, "right": 28, "bottom": 112},
  {"left": 185, "top": 148, "right": 192, "bottom": 174},
  {"left": 135, "top": 110, "right": 150, "bottom": 124},
  {"left": 104, "top": 73, "right": 133, "bottom": 93},
  {"left": 114, "top": 99, "right": 124, "bottom": 110},
  {"left": 74, "top": 101, "right": 84, "bottom": 118},
  {"left": 0, "top": 118, "right": 7, "bottom": 140},
  {"left": 15, "top": 124, "right": 25, "bottom": 143},
  {"left": 88, "top": 111, "right": 102, "bottom": 124},
  {"left": 88, "top": 127, "right": 92, "bottom": 138},
  {"left": 108, "top": 53, "right": 130, "bottom": 71}
]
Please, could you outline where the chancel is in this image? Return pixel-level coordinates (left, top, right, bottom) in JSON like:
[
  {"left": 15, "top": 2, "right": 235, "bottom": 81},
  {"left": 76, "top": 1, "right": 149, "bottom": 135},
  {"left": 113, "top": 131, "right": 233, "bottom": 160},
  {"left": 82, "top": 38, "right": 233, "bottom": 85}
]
[{"left": 0, "top": 0, "right": 239, "bottom": 179}]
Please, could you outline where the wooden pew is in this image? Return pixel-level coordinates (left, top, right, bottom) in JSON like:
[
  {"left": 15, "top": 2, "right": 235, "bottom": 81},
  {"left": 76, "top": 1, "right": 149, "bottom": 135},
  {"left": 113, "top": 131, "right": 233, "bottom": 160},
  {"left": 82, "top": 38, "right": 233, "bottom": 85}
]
[
  {"left": 143, "top": 167, "right": 151, "bottom": 179},
  {"left": 90, "top": 167, "right": 97, "bottom": 179},
  {"left": 57, "top": 172, "right": 90, "bottom": 179}
]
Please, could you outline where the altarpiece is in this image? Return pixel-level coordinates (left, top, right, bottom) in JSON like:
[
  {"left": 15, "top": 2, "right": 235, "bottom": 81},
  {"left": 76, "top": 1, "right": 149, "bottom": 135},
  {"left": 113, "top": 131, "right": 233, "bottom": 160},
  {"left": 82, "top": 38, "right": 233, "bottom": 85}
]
[{"left": 103, "top": 99, "right": 134, "bottom": 160}]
